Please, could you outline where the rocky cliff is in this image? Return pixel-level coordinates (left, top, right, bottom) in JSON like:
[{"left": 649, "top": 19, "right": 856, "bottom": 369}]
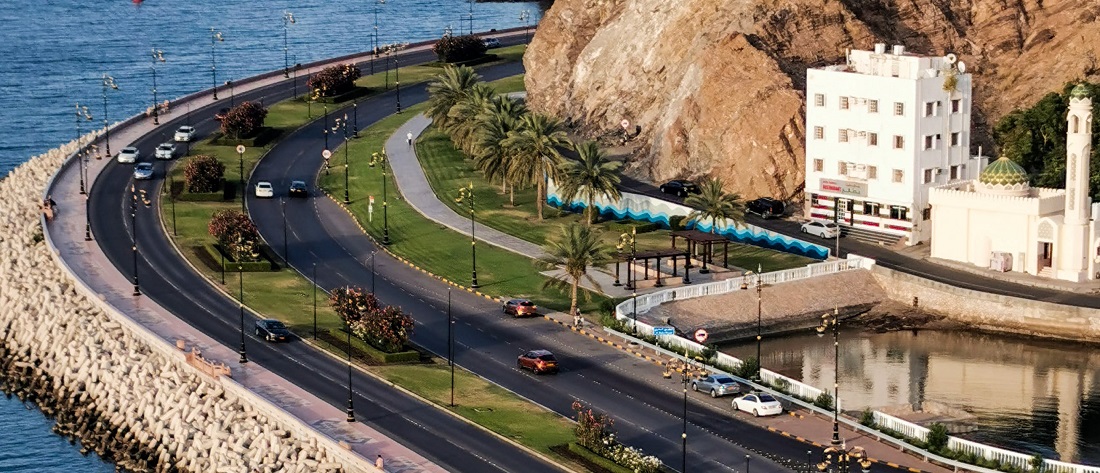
[{"left": 523, "top": 0, "right": 1100, "bottom": 200}]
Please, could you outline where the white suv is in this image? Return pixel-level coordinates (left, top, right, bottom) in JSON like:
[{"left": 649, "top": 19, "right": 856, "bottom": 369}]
[
  {"left": 155, "top": 142, "right": 177, "bottom": 160},
  {"left": 174, "top": 126, "right": 196, "bottom": 142},
  {"left": 116, "top": 146, "right": 140, "bottom": 164}
]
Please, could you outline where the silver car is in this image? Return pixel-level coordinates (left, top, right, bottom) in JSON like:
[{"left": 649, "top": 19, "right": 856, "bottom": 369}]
[
  {"left": 691, "top": 375, "right": 741, "bottom": 398},
  {"left": 132, "top": 162, "right": 154, "bottom": 180},
  {"left": 117, "top": 146, "right": 140, "bottom": 164}
]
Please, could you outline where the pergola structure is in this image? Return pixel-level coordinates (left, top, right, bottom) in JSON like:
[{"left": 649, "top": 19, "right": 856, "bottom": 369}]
[
  {"left": 670, "top": 230, "right": 731, "bottom": 273},
  {"left": 613, "top": 248, "right": 691, "bottom": 289}
]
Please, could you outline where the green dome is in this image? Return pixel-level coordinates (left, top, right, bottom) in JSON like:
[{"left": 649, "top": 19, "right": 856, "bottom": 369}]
[
  {"left": 979, "top": 157, "right": 1030, "bottom": 186},
  {"left": 1070, "top": 83, "right": 1092, "bottom": 99}
]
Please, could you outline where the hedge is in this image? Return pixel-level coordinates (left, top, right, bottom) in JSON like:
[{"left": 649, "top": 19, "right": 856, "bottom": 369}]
[
  {"left": 429, "top": 54, "right": 499, "bottom": 68},
  {"left": 606, "top": 220, "right": 661, "bottom": 234},
  {"left": 312, "top": 86, "right": 371, "bottom": 104},
  {"left": 210, "top": 127, "right": 281, "bottom": 147},
  {"left": 319, "top": 328, "right": 420, "bottom": 363},
  {"left": 566, "top": 443, "right": 635, "bottom": 473},
  {"left": 178, "top": 191, "right": 226, "bottom": 202},
  {"left": 204, "top": 243, "right": 279, "bottom": 272}
]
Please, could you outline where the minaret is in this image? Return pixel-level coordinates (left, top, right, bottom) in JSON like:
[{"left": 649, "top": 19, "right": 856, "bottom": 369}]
[{"left": 1060, "top": 83, "right": 1093, "bottom": 281}]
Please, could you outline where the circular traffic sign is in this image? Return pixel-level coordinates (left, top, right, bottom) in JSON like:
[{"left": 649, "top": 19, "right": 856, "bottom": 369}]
[
  {"left": 236, "top": 145, "right": 246, "bottom": 154},
  {"left": 620, "top": 119, "right": 630, "bottom": 129},
  {"left": 322, "top": 149, "right": 332, "bottom": 159},
  {"left": 694, "top": 328, "right": 708, "bottom": 343}
]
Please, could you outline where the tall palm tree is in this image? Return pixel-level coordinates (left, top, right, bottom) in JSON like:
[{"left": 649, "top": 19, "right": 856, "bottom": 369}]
[
  {"left": 426, "top": 65, "right": 480, "bottom": 130},
  {"left": 556, "top": 140, "right": 622, "bottom": 225},
  {"left": 501, "top": 113, "right": 570, "bottom": 219},
  {"left": 446, "top": 83, "right": 496, "bottom": 154},
  {"left": 684, "top": 177, "right": 745, "bottom": 234},
  {"left": 539, "top": 223, "right": 614, "bottom": 315},
  {"left": 471, "top": 97, "right": 528, "bottom": 201}
]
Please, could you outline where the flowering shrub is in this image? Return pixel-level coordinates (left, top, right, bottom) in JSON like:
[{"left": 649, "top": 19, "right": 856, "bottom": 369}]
[
  {"left": 307, "top": 64, "right": 361, "bottom": 97},
  {"left": 207, "top": 209, "right": 261, "bottom": 262},
  {"left": 330, "top": 286, "right": 414, "bottom": 353},
  {"left": 330, "top": 286, "right": 381, "bottom": 324},
  {"left": 572, "top": 401, "right": 661, "bottom": 473},
  {"left": 221, "top": 101, "right": 268, "bottom": 139},
  {"left": 432, "top": 34, "right": 486, "bottom": 63},
  {"left": 184, "top": 155, "right": 225, "bottom": 193}
]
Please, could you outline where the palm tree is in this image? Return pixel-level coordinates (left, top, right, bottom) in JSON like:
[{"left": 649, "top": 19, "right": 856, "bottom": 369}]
[
  {"left": 446, "top": 83, "right": 496, "bottom": 155},
  {"left": 684, "top": 177, "right": 745, "bottom": 234},
  {"left": 539, "top": 223, "right": 614, "bottom": 315},
  {"left": 426, "top": 65, "right": 480, "bottom": 130},
  {"left": 471, "top": 97, "right": 528, "bottom": 202},
  {"left": 501, "top": 113, "right": 570, "bottom": 219},
  {"left": 556, "top": 140, "right": 622, "bottom": 225}
]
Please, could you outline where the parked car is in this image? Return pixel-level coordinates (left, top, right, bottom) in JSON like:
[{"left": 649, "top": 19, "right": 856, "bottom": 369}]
[
  {"left": 517, "top": 349, "right": 558, "bottom": 374},
  {"left": 155, "top": 142, "right": 177, "bottom": 160},
  {"left": 691, "top": 375, "right": 740, "bottom": 398},
  {"left": 800, "top": 220, "right": 840, "bottom": 239},
  {"left": 254, "top": 319, "right": 292, "bottom": 342},
  {"left": 132, "top": 162, "right": 154, "bottom": 180},
  {"left": 483, "top": 37, "right": 501, "bottom": 48},
  {"left": 732, "top": 392, "right": 784, "bottom": 417},
  {"left": 659, "top": 179, "right": 700, "bottom": 197},
  {"left": 288, "top": 180, "right": 308, "bottom": 198},
  {"left": 747, "top": 197, "right": 786, "bottom": 219},
  {"left": 116, "top": 146, "right": 140, "bottom": 164},
  {"left": 255, "top": 181, "right": 274, "bottom": 198},
  {"left": 502, "top": 299, "right": 538, "bottom": 317},
  {"left": 174, "top": 125, "right": 196, "bottom": 142}
]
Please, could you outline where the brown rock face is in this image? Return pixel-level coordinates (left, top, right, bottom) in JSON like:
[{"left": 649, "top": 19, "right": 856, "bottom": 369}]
[{"left": 524, "top": 0, "right": 1100, "bottom": 200}]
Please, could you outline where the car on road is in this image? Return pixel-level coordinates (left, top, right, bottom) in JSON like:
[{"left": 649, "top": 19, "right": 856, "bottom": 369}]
[
  {"left": 746, "top": 197, "right": 785, "bottom": 219},
  {"left": 800, "top": 220, "right": 840, "bottom": 239},
  {"left": 691, "top": 375, "right": 740, "bottom": 398},
  {"left": 254, "top": 319, "right": 292, "bottom": 342},
  {"left": 288, "top": 180, "right": 308, "bottom": 198},
  {"left": 174, "top": 125, "right": 196, "bottom": 142},
  {"left": 732, "top": 392, "right": 784, "bottom": 417},
  {"left": 255, "top": 181, "right": 274, "bottom": 198},
  {"left": 132, "top": 162, "right": 154, "bottom": 180},
  {"left": 517, "top": 349, "right": 558, "bottom": 374},
  {"left": 659, "top": 179, "right": 700, "bottom": 197},
  {"left": 155, "top": 142, "right": 177, "bottom": 160},
  {"left": 502, "top": 299, "right": 538, "bottom": 317},
  {"left": 117, "top": 146, "right": 140, "bottom": 164},
  {"left": 483, "top": 37, "right": 501, "bottom": 48}
]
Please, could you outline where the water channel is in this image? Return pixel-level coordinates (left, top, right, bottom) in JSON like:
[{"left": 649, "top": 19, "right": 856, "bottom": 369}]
[{"left": 719, "top": 328, "right": 1100, "bottom": 465}]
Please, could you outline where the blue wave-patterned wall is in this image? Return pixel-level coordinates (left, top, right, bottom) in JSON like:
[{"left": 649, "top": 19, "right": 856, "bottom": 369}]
[{"left": 547, "top": 183, "right": 829, "bottom": 260}]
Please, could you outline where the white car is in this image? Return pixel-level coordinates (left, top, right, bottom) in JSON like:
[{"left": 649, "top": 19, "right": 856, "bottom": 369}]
[
  {"left": 116, "top": 146, "right": 140, "bottom": 164},
  {"left": 155, "top": 142, "right": 177, "bottom": 160},
  {"left": 732, "top": 393, "right": 784, "bottom": 417},
  {"left": 800, "top": 220, "right": 840, "bottom": 239},
  {"left": 255, "top": 181, "right": 274, "bottom": 198},
  {"left": 483, "top": 37, "right": 501, "bottom": 48},
  {"left": 174, "top": 125, "right": 196, "bottom": 142}
]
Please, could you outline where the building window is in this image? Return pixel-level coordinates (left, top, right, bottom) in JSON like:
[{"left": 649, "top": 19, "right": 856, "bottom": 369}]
[
  {"left": 893, "top": 135, "right": 904, "bottom": 149},
  {"left": 924, "top": 135, "right": 935, "bottom": 150},
  {"left": 868, "top": 165, "right": 877, "bottom": 180},
  {"left": 840, "top": 97, "right": 850, "bottom": 110},
  {"left": 894, "top": 102, "right": 904, "bottom": 116},
  {"left": 924, "top": 102, "right": 935, "bottom": 117},
  {"left": 868, "top": 133, "right": 878, "bottom": 146},
  {"left": 838, "top": 129, "right": 849, "bottom": 142},
  {"left": 815, "top": 94, "right": 825, "bottom": 107},
  {"left": 951, "top": 99, "right": 961, "bottom": 113},
  {"left": 813, "top": 158, "right": 823, "bottom": 172},
  {"left": 951, "top": 132, "right": 961, "bottom": 146},
  {"left": 890, "top": 206, "right": 909, "bottom": 221},
  {"left": 893, "top": 169, "right": 904, "bottom": 183},
  {"left": 838, "top": 161, "right": 848, "bottom": 176},
  {"left": 863, "top": 202, "right": 879, "bottom": 216},
  {"left": 923, "top": 168, "right": 934, "bottom": 183},
  {"left": 950, "top": 165, "right": 959, "bottom": 179},
  {"left": 922, "top": 207, "right": 932, "bottom": 220},
  {"left": 814, "top": 126, "right": 824, "bottom": 140},
  {"left": 868, "top": 100, "right": 878, "bottom": 113}
]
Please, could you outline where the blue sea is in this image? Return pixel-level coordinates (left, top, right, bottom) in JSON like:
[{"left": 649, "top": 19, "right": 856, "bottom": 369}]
[{"left": 0, "top": 1, "right": 541, "bottom": 470}]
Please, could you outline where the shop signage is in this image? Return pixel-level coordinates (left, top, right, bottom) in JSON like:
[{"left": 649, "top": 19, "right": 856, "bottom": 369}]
[{"left": 820, "top": 178, "right": 868, "bottom": 197}]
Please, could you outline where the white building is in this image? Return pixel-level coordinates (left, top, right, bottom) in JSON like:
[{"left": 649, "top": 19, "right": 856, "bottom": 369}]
[
  {"left": 804, "top": 44, "right": 984, "bottom": 245},
  {"left": 929, "top": 84, "right": 1100, "bottom": 282}
]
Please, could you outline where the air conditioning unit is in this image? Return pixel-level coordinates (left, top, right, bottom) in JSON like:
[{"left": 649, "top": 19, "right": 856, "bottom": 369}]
[{"left": 857, "top": 131, "right": 867, "bottom": 137}]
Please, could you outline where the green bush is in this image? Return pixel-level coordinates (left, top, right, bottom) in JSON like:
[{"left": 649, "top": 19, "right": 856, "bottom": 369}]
[
  {"left": 669, "top": 215, "right": 687, "bottom": 231},
  {"left": 312, "top": 85, "right": 370, "bottom": 104},
  {"left": 220, "top": 101, "right": 269, "bottom": 140},
  {"left": 860, "top": 408, "right": 876, "bottom": 427},
  {"left": 1030, "top": 454, "right": 1045, "bottom": 473},
  {"left": 769, "top": 377, "right": 791, "bottom": 394},
  {"left": 178, "top": 190, "right": 226, "bottom": 202},
  {"left": 184, "top": 155, "right": 225, "bottom": 193},
  {"left": 732, "top": 356, "right": 759, "bottom": 379},
  {"left": 814, "top": 392, "right": 834, "bottom": 410},
  {"left": 432, "top": 34, "right": 487, "bottom": 63},
  {"left": 204, "top": 244, "right": 275, "bottom": 272},
  {"left": 927, "top": 422, "right": 949, "bottom": 451}
]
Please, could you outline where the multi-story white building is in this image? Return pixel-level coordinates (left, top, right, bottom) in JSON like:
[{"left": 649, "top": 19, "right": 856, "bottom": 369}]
[{"left": 804, "top": 43, "right": 984, "bottom": 245}]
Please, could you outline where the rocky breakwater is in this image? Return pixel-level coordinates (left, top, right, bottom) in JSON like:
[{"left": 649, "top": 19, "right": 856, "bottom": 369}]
[{"left": 0, "top": 142, "right": 352, "bottom": 472}]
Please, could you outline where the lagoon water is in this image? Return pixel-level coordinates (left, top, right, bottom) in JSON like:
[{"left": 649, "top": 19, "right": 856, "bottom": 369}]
[{"left": 0, "top": 0, "right": 540, "bottom": 470}]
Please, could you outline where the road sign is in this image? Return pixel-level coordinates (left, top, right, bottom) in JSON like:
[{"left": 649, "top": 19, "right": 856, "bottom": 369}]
[
  {"left": 369, "top": 195, "right": 375, "bottom": 204},
  {"left": 236, "top": 145, "right": 246, "bottom": 154},
  {"left": 620, "top": 119, "right": 630, "bottom": 129},
  {"left": 322, "top": 149, "right": 332, "bottom": 159},
  {"left": 694, "top": 328, "right": 708, "bottom": 343},
  {"left": 653, "top": 326, "right": 675, "bottom": 336}
]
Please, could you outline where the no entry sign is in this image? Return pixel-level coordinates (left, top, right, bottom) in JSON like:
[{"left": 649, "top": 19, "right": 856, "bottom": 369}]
[{"left": 694, "top": 328, "right": 708, "bottom": 344}]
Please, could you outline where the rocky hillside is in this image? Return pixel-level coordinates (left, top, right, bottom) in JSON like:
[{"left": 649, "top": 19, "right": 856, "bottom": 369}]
[{"left": 523, "top": 0, "right": 1100, "bottom": 200}]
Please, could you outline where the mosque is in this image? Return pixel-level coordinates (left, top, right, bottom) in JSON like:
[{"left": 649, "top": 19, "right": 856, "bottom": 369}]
[{"left": 928, "top": 84, "right": 1100, "bottom": 282}]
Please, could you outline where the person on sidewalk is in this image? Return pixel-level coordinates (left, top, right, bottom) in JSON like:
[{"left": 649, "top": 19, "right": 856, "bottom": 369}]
[
  {"left": 406, "top": 131, "right": 413, "bottom": 146},
  {"left": 573, "top": 308, "right": 583, "bottom": 328},
  {"left": 375, "top": 454, "right": 384, "bottom": 471}
]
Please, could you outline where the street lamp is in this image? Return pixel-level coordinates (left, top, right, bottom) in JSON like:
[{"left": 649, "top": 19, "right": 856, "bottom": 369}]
[
  {"left": 448, "top": 287, "right": 455, "bottom": 407},
  {"left": 129, "top": 184, "right": 141, "bottom": 296},
  {"left": 168, "top": 170, "right": 177, "bottom": 236},
  {"left": 239, "top": 261, "right": 248, "bottom": 364},
  {"left": 456, "top": 183, "right": 478, "bottom": 288},
  {"left": 394, "top": 52, "right": 401, "bottom": 113},
  {"left": 101, "top": 74, "right": 119, "bottom": 159},
  {"left": 226, "top": 79, "right": 235, "bottom": 107},
  {"left": 816, "top": 306, "right": 842, "bottom": 446},
  {"left": 740, "top": 265, "right": 763, "bottom": 382},
  {"left": 667, "top": 357, "right": 699, "bottom": 473},
  {"left": 281, "top": 198, "right": 288, "bottom": 264},
  {"left": 519, "top": 10, "right": 531, "bottom": 44},
  {"left": 371, "top": 0, "right": 385, "bottom": 75},
  {"left": 467, "top": 0, "right": 474, "bottom": 35},
  {"left": 237, "top": 144, "right": 246, "bottom": 212},
  {"left": 282, "top": 11, "right": 295, "bottom": 78},
  {"left": 817, "top": 445, "right": 871, "bottom": 473},
  {"left": 348, "top": 296, "right": 361, "bottom": 423},
  {"left": 312, "top": 262, "right": 318, "bottom": 340},
  {"left": 150, "top": 48, "right": 165, "bottom": 125},
  {"left": 370, "top": 151, "right": 390, "bottom": 244},
  {"left": 210, "top": 28, "right": 224, "bottom": 100},
  {"left": 333, "top": 115, "right": 350, "bottom": 204},
  {"left": 83, "top": 146, "right": 96, "bottom": 241}
]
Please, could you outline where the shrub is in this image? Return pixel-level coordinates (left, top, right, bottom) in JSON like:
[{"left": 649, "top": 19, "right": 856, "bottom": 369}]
[
  {"left": 669, "top": 215, "right": 687, "bottom": 231},
  {"left": 208, "top": 210, "right": 261, "bottom": 262},
  {"left": 927, "top": 422, "right": 949, "bottom": 451},
  {"left": 184, "top": 155, "right": 225, "bottom": 193},
  {"left": 330, "top": 286, "right": 382, "bottom": 324},
  {"left": 307, "top": 63, "right": 361, "bottom": 97},
  {"left": 221, "top": 101, "right": 268, "bottom": 140},
  {"left": 732, "top": 356, "right": 759, "bottom": 379},
  {"left": 432, "top": 34, "right": 487, "bottom": 63},
  {"left": 571, "top": 401, "right": 661, "bottom": 473},
  {"left": 814, "top": 392, "right": 834, "bottom": 410},
  {"left": 860, "top": 408, "right": 876, "bottom": 427},
  {"left": 1030, "top": 454, "right": 1045, "bottom": 473},
  {"left": 770, "top": 377, "right": 791, "bottom": 394},
  {"left": 330, "top": 286, "right": 414, "bottom": 353}
]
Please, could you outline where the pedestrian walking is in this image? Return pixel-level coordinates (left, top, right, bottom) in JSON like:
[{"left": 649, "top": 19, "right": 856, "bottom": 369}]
[
  {"left": 47, "top": 195, "right": 57, "bottom": 210},
  {"left": 406, "top": 131, "right": 413, "bottom": 146},
  {"left": 573, "top": 308, "right": 583, "bottom": 328},
  {"left": 375, "top": 454, "right": 385, "bottom": 471}
]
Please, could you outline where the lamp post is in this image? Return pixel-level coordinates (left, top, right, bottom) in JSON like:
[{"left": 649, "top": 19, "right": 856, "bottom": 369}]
[
  {"left": 448, "top": 287, "right": 455, "bottom": 407},
  {"left": 237, "top": 144, "right": 246, "bottom": 212},
  {"left": 293, "top": 62, "right": 300, "bottom": 98},
  {"left": 312, "top": 262, "right": 318, "bottom": 340},
  {"left": 519, "top": 10, "right": 531, "bottom": 44},
  {"left": 281, "top": 198, "right": 288, "bottom": 264},
  {"left": 150, "top": 48, "right": 165, "bottom": 125},
  {"left": 101, "top": 74, "right": 119, "bottom": 159},
  {"left": 333, "top": 115, "right": 350, "bottom": 204},
  {"left": 740, "top": 266, "right": 764, "bottom": 382},
  {"left": 816, "top": 307, "right": 842, "bottom": 446},
  {"left": 129, "top": 185, "right": 141, "bottom": 296},
  {"left": 817, "top": 445, "right": 871, "bottom": 473},
  {"left": 467, "top": 0, "right": 474, "bottom": 35},
  {"left": 372, "top": 0, "right": 385, "bottom": 75},
  {"left": 226, "top": 79, "right": 235, "bottom": 107},
  {"left": 394, "top": 53, "right": 401, "bottom": 113},
  {"left": 370, "top": 151, "right": 390, "bottom": 244},
  {"left": 456, "top": 183, "right": 478, "bottom": 288},
  {"left": 668, "top": 357, "right": 698, "bottom": 473},
  {"left": 239, "top": 261, "right": 247, "bottom": 364},
  {"left": 169, "top": 171, "right": 177, "bottom": 236},
  {"left": 210, "top": 28, "right": 224, "bottom": 99},
  {"left": 347, "top": 296, "right": 360, "bottom": 423},
  {"left": 74, "top": 104, "right": 92, "bottom": 194},
  {"left": 84, "top": 149, "right": 95, "bottom": 241},
  {"left": 282, "top": 11, "right": 295, "bottom": 78}
]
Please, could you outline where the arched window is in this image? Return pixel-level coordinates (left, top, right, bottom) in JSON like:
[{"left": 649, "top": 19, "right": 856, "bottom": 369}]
[{"left": 1072, "top": 115, "right": 1080, "bottom": 134}]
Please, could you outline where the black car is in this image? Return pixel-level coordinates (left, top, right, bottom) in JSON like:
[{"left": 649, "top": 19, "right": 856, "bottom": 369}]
[
  {"left": 746, "top": 197, "right": 785, "bottom": 219},
  {"left": 659, "top": 180, "right": 700, "bottom": 197},
  {"left": 254, "top": 319, "right": 292, "bottom": 342},
  {"left": 289, "top": 180, "right": 308, "bottom": 197}
]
